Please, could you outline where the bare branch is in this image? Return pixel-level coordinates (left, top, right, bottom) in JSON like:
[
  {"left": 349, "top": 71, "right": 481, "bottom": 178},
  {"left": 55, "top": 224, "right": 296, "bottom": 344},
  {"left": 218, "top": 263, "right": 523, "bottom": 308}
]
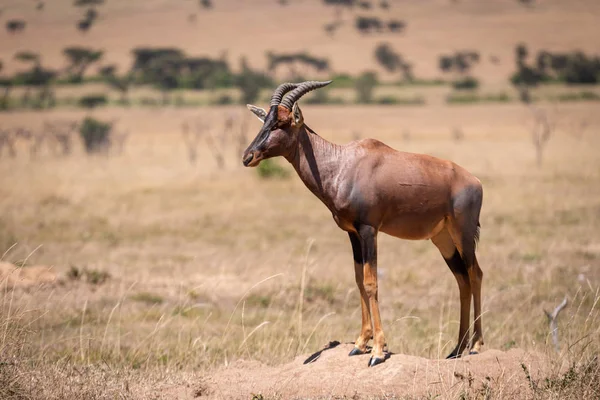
[{"left": 544, "top": 296, "right": 568, "bottom": 352}]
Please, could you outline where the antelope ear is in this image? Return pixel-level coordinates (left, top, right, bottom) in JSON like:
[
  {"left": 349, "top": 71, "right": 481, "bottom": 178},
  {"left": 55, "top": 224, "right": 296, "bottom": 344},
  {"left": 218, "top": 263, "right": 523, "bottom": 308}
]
[
  {"left": 292, "top": 102, "right": 304, "bottom": 126},
  {"left": 246, "top": 104, "right": 267, "bottom": 122}
]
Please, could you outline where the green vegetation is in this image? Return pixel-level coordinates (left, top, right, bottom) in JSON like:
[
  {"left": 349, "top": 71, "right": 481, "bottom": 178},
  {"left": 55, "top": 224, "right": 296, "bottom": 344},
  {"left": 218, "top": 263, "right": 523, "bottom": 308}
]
[
  {"left": 256, "top": 159, "right": 290, "bottom": 179},
  {"left": 0, "top": 41, "right": 598, "bottom": 111},
  {"left": 131, "top": 292, "right": 165, "bottom": 305},
  {"left": 79, "top": 117, "right": 112, "bottom": 153},
  {"left": 67, "top": 265, "right": 111, "bottom": 285},
  {"left": 552, "top": 91, "right": 600, "bottom": 102},
  {"left": 375, "top": 95, "right": 425, "bottom": 105},
  {"left": 354, "top": 71, "right": 378, "bottom": 103},
  {"left": 446, "top": 92, "right": 511, "bottom": 104}
]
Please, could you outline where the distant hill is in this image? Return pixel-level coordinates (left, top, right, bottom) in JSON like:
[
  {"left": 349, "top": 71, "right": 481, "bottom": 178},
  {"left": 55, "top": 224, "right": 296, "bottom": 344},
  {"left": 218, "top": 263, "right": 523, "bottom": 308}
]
[{"left": 0, "top": 0, "right": 599, "bottom": 85}]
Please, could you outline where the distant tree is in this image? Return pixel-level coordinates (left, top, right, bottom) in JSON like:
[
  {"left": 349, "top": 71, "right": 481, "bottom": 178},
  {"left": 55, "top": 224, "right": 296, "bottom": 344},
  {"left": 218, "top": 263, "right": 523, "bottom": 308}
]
[
  {"left": 358, "top": 1, "right": 371, "bottom": 9},
  {"left": 511, "top": 43, "right": 541, "bottom": 102},
  {"left": 438, "top": 50, "right": 480, "bottom": 88},
  {"left": 77, "top": 19, "right": 93, "bottom": 32},
  {"left": 76, "top": 6, "right": 98, "bottom": 33},
  {"left": 562, "top": 52, "right": 600, "bottom": 84},
  {"left": 380, "top": 0, "right": 389, "bottom": 8},
  {"left": 199, "top": 0, "right": 213, "bottom": 9},
  {"left": 73, "top": 0, "right": 104, "bottom": 6},
  {"left": 0, "top": 61, "right": 12, "bottom": 110},
  {"left": 322, "top": 0, "right": 355, "bottom": 6},
  {"left": 438, "top": 51, "right": 480, "bottom": 91},
  {"left": 355, "top": 16, "right": 383, "bottom": 34},
  {"left": 131, "top": 47, "right": 185, "bottom": 75},
  {"left": 146, "top": 55, "right": 183, "bottom": 105},
  {"left": 266, "top": 51, "right": 329, "bottom": 80},
  {"left": 183, "top": 56, "right": 233, "bottom": 89},
  {"left": 237, "top": 57, "right": 270, "bottom": 104},
  {"left": 354, "top": 71, "right": 378, "bottom": 103},
  {"left": 14, "top": 51, "right": 40, "bottom": 65},
  {"left": 63, "top": 46, "right": 103, "bottom": 82},
  {"left": 84, "top": 8, "right": 98, "bottom": 20},
  {"left": 36, "top": 2, "right": 45, "bottom": 11},
  {"left": 374, "top": 43, "right": 413, "bottom": 81},
  {"left": 99, "top": 65, "right": 132, "bottom": 104},
  {"left": 439, "top": 55, "right": 453, "bottom": 73},
  {"left": 13, "top": 52, "right": 57, "bottom": 108},
  {"left": 515, "top": 43, "right": 528, "bottom": 67},
  {"left": 323, "top": 20, "right": 343, "bottom": 37},
  {"left": 387, "top": 19, "right": 405, "bottom": 33},
  {"left": 6, "top": 19, "right": 26, "bottom": 34},
  {"left": 536, "top": 51, "right": 551, "bottom": 75},
  {"left": 374, "top": 43, "right": 401, "bottom": 73}
]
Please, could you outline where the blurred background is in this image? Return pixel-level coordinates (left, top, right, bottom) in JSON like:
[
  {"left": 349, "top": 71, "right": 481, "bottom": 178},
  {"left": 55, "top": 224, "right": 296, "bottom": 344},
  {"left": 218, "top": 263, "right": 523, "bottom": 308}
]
[{"left": 0, "top": 0, "right": 599, "bottom": 398}]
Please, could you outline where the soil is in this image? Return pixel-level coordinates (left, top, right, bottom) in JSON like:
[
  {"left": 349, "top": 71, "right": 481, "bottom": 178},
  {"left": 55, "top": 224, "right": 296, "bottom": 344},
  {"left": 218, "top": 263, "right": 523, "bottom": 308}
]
[{"left": 190, "top": 342, "right": 549, "bottom": 399}]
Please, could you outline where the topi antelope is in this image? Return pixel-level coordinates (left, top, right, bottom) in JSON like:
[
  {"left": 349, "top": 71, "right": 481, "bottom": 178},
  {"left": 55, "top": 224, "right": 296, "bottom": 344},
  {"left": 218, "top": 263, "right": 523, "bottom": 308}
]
[{"left": 242, "top": 81, "right": 484, "bottom": 367}]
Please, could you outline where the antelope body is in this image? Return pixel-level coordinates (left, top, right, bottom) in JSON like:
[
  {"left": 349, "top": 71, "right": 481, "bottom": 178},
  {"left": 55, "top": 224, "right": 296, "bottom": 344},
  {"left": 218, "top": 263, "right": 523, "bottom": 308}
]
[{"left": 242, "top": 81, "right": 484, "bottom": 367}]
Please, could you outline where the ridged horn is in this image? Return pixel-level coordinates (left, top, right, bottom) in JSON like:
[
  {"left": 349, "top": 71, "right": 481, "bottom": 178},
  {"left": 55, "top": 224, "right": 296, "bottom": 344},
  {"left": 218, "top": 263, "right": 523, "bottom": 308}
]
[
  {"left": 280, "top": 80, "right": 332, "bottom": 110},
  {"left": 270, "top": 82, "right": 299, "bottom": 107}
]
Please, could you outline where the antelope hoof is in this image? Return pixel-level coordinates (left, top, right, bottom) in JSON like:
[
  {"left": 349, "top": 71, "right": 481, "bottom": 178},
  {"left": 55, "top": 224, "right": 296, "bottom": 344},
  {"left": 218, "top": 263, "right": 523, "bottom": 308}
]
[
  {"left": 368, "top": 356, "right": 385, "bottom": 367},
  {"left": 446, "top": 351, "right": 462, "bottom": 360},
  {"left": 348, "top": 347, "right": 364, "bottom": 356},
  {"left": 469, "top": 350, "right": 479, "bottom": 355}
]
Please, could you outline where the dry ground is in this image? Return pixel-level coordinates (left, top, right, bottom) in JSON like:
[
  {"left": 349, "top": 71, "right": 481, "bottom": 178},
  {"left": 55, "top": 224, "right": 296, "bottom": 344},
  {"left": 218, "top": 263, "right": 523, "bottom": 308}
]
[{"left": 1, "top": 102, "right": 599, "bottom": 398}]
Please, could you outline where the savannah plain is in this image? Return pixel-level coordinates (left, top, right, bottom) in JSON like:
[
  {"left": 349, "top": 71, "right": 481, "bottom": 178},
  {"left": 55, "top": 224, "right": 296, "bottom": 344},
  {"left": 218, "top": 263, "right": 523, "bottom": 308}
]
[{"left": 1, "top": 0, "right": 600, "bottom": 399}]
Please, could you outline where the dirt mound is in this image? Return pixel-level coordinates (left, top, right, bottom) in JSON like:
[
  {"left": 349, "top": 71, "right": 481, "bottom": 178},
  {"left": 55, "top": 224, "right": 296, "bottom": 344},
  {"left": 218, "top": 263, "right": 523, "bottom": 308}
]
[
  {"left": 199, "top": 342, "right": 549, "bottom": 399},
  {"left": 0, "top": 262, "right": 58, "bottom": 289}
]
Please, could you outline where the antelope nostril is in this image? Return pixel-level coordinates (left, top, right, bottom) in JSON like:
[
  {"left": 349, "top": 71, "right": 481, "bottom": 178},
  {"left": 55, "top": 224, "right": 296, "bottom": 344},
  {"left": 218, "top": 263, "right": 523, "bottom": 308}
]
[{"left": 243, "top": 153, "right": 254, "bottom": 166}]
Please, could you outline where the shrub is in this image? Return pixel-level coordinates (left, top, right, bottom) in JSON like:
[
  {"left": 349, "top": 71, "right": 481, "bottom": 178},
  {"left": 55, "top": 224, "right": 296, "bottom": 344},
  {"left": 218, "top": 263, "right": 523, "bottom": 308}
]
[
  {"left": 256, "top": 159, "right": 290, "bottom": 179},
  {"left": 214, "top": 94, "right": 234, "bottom": 105},
  {"left": 330, "top": 74, "right": 354, "bottom": 88},
  {"left": 79, "top": 116, "right": 112, "bottom": 153},
  {"left": 74, "top": 0, "right": 105, "bottom": 5},
  {"left": 376, "top": 95, "right": 425, "bottom": 105},
  {"left": 510, "top": 65, "right": 545, "bottom": 86},
  {"left": 452, "top": 76, "right": 479, "bottom": 90},
  {"left": 78, "top": 94, "right": 107, "bottom": 108},
  {"left": 555, "top": 91, "right": 600, "bottom": 102},
  {"left": 354, "top": 71, "right": 378, "bottom": 103},
  {"left": 6, "top": 19, "right": 26, "bottom": 34},
  {"left": 446, "top": 92, "right": 511, "bottom": 104}
]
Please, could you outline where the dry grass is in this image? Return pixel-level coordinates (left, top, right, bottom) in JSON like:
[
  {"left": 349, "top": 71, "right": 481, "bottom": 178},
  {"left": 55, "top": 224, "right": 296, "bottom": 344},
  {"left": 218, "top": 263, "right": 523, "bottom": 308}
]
[{"left": 0, "top": 102, "right": 599, "bottom": 398}]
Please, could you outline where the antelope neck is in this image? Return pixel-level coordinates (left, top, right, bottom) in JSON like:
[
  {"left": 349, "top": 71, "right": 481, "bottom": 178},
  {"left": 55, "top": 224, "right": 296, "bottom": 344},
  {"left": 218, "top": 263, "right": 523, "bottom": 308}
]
[{"left": 285, "top": 126, "right": 343, "bottom": 209}]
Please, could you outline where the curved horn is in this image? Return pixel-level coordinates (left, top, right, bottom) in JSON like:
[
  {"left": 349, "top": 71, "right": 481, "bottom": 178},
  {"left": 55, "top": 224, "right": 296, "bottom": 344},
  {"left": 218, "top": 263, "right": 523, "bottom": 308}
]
[
  {"left": 270, "top": 82, "right": 299, "bottom": 107},
  {"left": 280, "top": 80, "right": 332, "bottom": 110}
]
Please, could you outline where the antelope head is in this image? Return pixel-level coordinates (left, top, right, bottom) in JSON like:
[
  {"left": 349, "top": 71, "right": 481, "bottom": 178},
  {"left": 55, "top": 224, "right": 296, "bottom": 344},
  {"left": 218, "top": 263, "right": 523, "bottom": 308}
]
[{"left": 242, "top": 80, "right": 331, "bottom": 167}]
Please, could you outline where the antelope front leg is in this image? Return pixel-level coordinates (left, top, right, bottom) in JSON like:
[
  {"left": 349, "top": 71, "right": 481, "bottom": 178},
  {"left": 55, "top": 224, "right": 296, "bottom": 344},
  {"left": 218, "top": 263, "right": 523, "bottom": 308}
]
[
  {"left": 358, "top": 225, "right": 386, "bottom": 367},
  {"left": 348, "top": 232, "right": 372, "bottom": 356}
]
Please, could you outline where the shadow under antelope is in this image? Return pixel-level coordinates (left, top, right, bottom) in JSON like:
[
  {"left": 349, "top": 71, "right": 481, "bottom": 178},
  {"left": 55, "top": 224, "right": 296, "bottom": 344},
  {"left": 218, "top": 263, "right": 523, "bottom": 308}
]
[{"left": 242, "top": 81, "right": 484, "bottom": 367}]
